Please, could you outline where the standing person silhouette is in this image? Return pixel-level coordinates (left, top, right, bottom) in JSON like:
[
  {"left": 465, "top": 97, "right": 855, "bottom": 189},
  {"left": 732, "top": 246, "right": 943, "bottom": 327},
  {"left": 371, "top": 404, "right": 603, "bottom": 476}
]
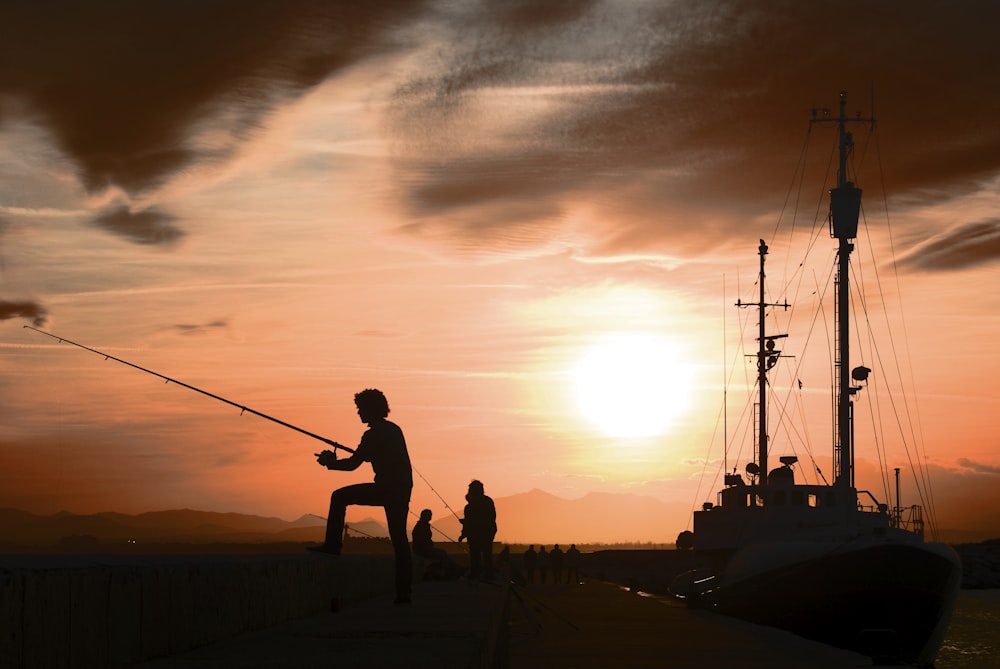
[
  {"left": 458, "top": 480, "right": 497, "bottom": 581},
  {"left": 523, "top": 545, "right": 538, "bottom": 584},
  {"left": 310, "top": 388, "right": 413, "bottom": 604},
  {"left": 550, "top": 544, "right": 565, "bottom": 584},
  {"left": 565, "top": 543, "right": 582, "bottom": 584}
]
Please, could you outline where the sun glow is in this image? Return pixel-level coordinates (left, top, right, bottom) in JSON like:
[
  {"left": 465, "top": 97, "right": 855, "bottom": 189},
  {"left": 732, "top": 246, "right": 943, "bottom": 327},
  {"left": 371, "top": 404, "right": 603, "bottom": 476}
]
[{"left": 572, "top": 333, "right": 692, "bottom": 438}]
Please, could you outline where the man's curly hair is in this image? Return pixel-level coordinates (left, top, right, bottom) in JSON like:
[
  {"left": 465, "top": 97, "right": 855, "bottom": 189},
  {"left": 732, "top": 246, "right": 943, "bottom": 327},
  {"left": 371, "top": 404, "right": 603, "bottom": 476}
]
[{"left": 354, "top": 388, "right": 389, "bottom": 418}]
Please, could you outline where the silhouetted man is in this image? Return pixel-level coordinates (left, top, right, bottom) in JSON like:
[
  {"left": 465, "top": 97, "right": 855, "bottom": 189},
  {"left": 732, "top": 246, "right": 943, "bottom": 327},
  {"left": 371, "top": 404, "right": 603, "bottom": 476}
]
[
  {"left": 458, "top": 479, "right": 497, "bottom": 580},
  {"left": 311, "top": 388, "right": 413, "bottom": 604}
]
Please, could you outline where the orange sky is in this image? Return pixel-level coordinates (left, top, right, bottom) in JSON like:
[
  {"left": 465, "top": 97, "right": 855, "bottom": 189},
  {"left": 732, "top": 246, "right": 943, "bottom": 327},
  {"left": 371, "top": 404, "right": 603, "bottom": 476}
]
[{"left": 1, "top": 1, "right": 998, "bottom": 543}]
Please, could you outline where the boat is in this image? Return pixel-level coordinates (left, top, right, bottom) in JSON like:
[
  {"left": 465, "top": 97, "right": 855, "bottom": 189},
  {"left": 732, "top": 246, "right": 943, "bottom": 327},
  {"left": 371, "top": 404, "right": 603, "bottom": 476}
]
[{"left": 674, "top": 93, "right": 962, "bottom": 667}]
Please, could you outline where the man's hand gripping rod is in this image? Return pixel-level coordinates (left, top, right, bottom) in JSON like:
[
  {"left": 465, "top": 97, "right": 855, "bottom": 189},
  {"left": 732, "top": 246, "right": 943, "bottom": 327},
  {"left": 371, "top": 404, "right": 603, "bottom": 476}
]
[{"left": 24, "top": 326, "right": 354, "bottom": 455}]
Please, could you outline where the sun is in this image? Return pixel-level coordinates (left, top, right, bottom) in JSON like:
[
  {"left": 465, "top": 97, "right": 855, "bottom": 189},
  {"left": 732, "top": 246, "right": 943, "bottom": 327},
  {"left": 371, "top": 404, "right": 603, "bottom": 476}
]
[{"left": 572, "top": 332, "right": 692, "bottom": 438}]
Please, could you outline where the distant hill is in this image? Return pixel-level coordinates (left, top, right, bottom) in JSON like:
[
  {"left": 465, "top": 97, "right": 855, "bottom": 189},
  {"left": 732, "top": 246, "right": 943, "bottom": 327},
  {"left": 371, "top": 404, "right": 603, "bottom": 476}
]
[{"left": 0, "top": 507, "right": 328, "bottom": 549}]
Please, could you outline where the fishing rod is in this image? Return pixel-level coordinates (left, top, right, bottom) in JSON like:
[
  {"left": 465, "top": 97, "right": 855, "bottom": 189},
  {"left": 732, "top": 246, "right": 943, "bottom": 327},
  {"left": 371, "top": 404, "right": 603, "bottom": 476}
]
[
  {"left": 26, "top": 326, "right": 470, "bottom": 521},
  {"left": 24, "top": 325, "right": 354, "bottom": 454}
]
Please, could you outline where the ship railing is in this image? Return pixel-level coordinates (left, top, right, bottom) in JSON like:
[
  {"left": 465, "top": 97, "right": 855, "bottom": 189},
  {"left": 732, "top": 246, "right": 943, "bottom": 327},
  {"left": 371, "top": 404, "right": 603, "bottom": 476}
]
[
  {"left": 892, "top": 504, "right": 925, "bottom": 538},
  {"left": 857, "top": 490, "right": 886, "bottom": 515},
  {"left": 857, "top": 491, "right": 925, "bottom": 539}
]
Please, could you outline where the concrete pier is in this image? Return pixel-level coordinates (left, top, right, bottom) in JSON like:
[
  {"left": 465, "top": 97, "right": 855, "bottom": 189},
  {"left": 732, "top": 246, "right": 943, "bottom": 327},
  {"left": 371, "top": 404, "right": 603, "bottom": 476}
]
[
  {"left": 131, "top": 579, "right": 878, "bottom": 669},
  {"left": 135, "top": 578, "right": 509, "bottom": 668},
  {"left": 2, "top": 554, "right": 883, "bottom": 668},
  {"left": 0, "top": 554, "right": 395, "bottom": 668}
]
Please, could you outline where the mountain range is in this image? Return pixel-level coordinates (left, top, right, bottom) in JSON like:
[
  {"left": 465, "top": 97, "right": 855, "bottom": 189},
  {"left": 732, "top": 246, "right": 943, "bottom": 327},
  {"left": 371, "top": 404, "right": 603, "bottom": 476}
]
[
  {"left": 0, "top": 489, "right": 690, "bottom": 549},
  {"left": 2, "top": 489, "right": 990, "bottom": 549}
]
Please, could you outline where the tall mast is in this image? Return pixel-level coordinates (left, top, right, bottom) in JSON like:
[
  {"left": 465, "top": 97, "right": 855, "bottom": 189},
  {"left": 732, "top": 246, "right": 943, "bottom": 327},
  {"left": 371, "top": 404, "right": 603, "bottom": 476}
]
[
  {"left": 819, "top": 91, "right": 874, "bottom": 486},
  {"left": 737, "top": 240, "right": 788, "bottom": 484}
]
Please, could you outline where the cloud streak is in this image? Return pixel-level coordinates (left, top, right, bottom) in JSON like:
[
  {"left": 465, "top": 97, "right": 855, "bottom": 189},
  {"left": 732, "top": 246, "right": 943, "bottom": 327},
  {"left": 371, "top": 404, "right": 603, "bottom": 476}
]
[
  {"left": 897, "top": 220, "right": 1000, "bottom": 271},
  {"left": 958, "top": 458, "right": 1000, "bottom": 476},
  {"left": 172, "top": 319, "right": 230, "bottom": 337}
]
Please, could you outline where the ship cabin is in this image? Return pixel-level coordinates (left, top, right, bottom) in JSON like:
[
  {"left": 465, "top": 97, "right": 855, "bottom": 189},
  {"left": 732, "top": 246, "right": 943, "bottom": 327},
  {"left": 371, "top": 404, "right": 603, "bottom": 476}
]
[{"left": 692, "top": 456, "right": 924, "bottom": 552}]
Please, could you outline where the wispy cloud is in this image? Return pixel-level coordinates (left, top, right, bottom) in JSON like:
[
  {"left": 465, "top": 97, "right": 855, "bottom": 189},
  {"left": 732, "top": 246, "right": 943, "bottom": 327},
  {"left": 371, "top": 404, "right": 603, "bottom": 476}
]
[
  {"left": 896, "top": 220, "right": 1000, "bottom": 271},
  {"left": 384, "top": 0, "right": 1000, "bottom": 259},
  {"left": 958, "top": 458, "right": 1000, "bottom": 475},
  {"left": 172, "top": 319, "right": 230, "bottom": 337}
]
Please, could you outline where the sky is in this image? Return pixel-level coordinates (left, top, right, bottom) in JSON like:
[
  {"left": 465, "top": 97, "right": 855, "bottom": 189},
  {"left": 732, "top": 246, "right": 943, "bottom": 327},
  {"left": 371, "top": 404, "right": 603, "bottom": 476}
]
[{"left": 1, "top": 0, "right": 998, "bottom": 543}]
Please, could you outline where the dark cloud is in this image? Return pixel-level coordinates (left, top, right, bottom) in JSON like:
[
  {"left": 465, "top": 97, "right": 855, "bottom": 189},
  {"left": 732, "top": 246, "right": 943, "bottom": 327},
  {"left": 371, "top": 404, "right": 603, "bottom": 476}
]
[
  {"left": 958, "top": 458, "right": 1000, "bottom": 476},
  {"left": 4, "top": 1, "right": 999, "bottom": 264},
  {"left": 482, "top": 0, "right": 598, "bottom": 30},
  {"left": 387, "top": 0, "right": 1000, "bottom": 258},
  {"left": 896, "top": 220, "right": 1000, "bottom": 271},
  {"left": 0, "top": 1, "right": 428, "bottom": 194},
  {"left": 0, "top": 299, "right": 48, "bottom": 326},
  {"left": 92, "top": 206, "right": 183, "bottom": 246}
]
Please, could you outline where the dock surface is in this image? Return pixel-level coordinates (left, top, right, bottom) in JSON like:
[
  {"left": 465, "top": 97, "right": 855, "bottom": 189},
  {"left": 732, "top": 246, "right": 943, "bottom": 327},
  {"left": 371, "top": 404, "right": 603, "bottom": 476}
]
[
  {"left": 134, "top": 578, "right": 878, "bottom": 668},
  {"left": 134, "top": 578, "right": 505, "bottom": 668},
  {"left": 507, "top": 580, "right": 875, "bottom": 668}
]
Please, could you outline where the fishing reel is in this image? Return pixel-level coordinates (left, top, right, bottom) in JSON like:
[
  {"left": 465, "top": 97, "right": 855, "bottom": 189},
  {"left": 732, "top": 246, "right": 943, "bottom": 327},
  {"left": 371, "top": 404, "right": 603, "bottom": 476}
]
[{"left": 315, "top": 443, "right": 346, "bottom": 468}]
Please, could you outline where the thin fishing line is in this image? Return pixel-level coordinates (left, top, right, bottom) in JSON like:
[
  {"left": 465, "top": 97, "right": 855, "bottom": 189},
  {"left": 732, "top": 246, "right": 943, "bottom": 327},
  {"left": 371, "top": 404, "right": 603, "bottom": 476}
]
[
  {"left": 407, "top": 508, "right": 463, "bottom": 547},
  {"left": 413, "top": 467, "right": 463, "bottom": 526}
]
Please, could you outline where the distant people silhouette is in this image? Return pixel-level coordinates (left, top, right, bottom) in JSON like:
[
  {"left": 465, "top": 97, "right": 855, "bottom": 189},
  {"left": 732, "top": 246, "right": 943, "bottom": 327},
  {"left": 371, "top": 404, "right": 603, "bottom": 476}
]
[
  {"left": 310, "top": 388, "right": 413, "bottom": 604},
  {"left": 411, "top": 508, "right": 458, "bottom": 579},
  {"left": 496, "top": 544, "right": 514, "bottom": 582},
  {"left": 537, "top": 545, "right": 550, "bottom": 584},
  {"left": 458, "top": 479, "right": 497, "bottom": 581},
  {"left": 550, "top": 544, "right": 565, "bottom": 584},
  {"left": 566, "top": 544, "right": 581, "bottom": 584},
  {"left": 523, "top": 544, "right": 538, "bottom": 584}
]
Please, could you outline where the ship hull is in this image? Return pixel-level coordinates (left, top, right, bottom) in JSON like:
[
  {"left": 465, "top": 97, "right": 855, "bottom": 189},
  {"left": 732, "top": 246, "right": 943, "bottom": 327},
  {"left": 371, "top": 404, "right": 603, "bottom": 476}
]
[{"left": 691, "top": 541, "right": 961, "bottom": 666}]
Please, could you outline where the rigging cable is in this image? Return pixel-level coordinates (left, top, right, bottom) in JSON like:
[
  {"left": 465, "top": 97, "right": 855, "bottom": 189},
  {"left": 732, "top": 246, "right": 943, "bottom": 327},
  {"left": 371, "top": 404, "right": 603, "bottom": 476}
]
[
  {"left": 863, "top": 138, "right": 941, "bottom": 536},
  {"left": 765, "top": 124, "right": 839, "bottom": 485},
  {"left": 873, "top": 131, "right": 941, "bottom": 537}
]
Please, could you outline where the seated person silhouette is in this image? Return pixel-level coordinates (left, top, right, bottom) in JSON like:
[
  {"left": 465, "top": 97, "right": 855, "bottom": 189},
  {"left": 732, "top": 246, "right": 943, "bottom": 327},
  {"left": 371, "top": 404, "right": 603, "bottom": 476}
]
[{"left": 411, "top": 509, "right": 460, "bottom": 579}]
